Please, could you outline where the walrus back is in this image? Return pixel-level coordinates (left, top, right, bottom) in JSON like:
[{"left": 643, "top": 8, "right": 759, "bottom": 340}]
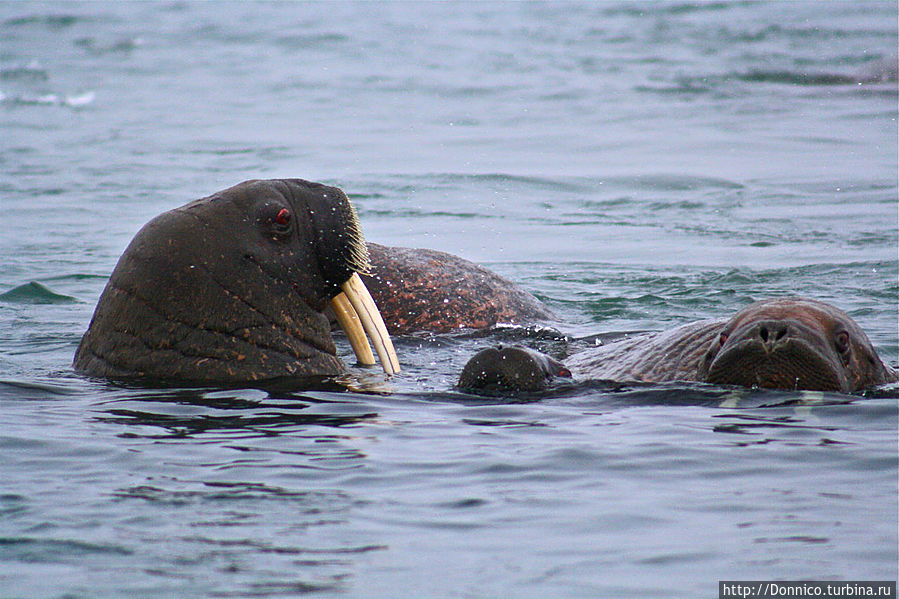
[
  {"left": 566, "top": 319, "right": 724, "bottom": 383},
  {"left": 362, "top": 242, "right": 554, "bottom": 335}
]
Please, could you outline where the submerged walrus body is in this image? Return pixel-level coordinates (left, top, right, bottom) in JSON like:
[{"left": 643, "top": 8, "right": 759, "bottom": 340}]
[
  {"left": 460, "top": 298, "right": 898, "bottom": 393},
  {"left": 362, "top": 242, "right": 552, "bottom": 335}
]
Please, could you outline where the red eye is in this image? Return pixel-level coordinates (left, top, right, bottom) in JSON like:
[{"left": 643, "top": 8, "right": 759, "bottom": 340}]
[{"left": 275, "top": 208, "right": 291, "bottom": 226}]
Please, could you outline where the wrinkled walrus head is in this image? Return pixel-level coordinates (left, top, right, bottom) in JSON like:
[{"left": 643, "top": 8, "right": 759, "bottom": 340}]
[
  {"left": 74, "top": 179, "right": 399, "bottom": 383},
  {"left": 697, "top": 298, "right": 894, "bottom": 392}
]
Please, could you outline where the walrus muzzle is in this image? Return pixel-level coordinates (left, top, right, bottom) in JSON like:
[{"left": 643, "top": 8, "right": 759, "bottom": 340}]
[
  {"left": 74, "top": 179, "right": 399, "bottom": 383},
  {"left": 702, "top": 319, "right": 845, "bottom": 391}
]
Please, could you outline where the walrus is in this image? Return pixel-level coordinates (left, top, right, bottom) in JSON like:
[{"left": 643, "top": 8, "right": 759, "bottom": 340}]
[
  {"left": 361, "top": 242, "right": 552, "bottom": 335},
  {"left": 74, "top": 179, "right": 401, "bottom": 382},
  {"left": 75, "top": 178, "right": 896, "bottom": 394},
  {"left": 73, "top": 178, "right": 546, "bottom": 383},
  {"left": 459, "top": 298, "right": 898, "bottom": 393}
]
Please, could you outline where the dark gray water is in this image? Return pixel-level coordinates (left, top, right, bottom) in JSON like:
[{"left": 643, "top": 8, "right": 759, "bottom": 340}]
[{"left": 2, "top": 2, "right": 897, "bottom": 597}]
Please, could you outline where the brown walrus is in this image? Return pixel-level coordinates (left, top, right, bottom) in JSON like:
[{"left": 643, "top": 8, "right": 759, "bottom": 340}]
[
  {"left": 459, "top": 298, "right": 898, "bottom": 393},
  {"left": 73, "top": 178, "right": 895, "bottom": 394},
  {"left": 73, "top": 178, "right": 545, "bottom": 383},
  {"left": 362, "top": 242, "right": 552, "bottom": 335},
  {"left": 74, "top": 179, "right": 400, "bottom": 382}
]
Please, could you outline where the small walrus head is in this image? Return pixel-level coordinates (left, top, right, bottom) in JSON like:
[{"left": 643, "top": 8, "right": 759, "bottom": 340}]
[
  {"left": 697, "top": 298, "right": 895, "bottom": 392},
  {"left": 74, "top": 179, "right": 398, "bottom": 383},
  {"left": 457, "top": 345, "right": 572, "bottom": 393}
]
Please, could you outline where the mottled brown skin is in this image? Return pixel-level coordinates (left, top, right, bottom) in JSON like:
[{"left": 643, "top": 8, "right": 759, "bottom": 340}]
[
  {"left": 74, "top": 179, "right": 367, "bottom": 383},
  {"left": 361, "top": 242, "right": 553, "bottom": 335},
  {"left": 464, "top": 298, "right": 898, "bottom": 393}
]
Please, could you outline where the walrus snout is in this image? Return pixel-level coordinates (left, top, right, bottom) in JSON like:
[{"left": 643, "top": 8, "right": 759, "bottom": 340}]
[
  {"left": 703, "top": 317, "right": 847, "bottom": 391},
  {"left": 289, "top": 180, "right": 370, "bottom": 294},
  {"left": 740, "top": 319, "right": 813, "bottom": 356},
  {"left": 755, "top": 320, "right": 790, "bottom": 350}
]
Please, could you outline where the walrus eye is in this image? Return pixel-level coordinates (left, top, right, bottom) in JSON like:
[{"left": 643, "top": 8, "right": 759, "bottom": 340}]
[
  {"left": 834, "top": 331, "right": 850, "bottom": 355},
  {"left": 718, "top": 332, "right": 728, "bottom": 346},
  {"left": 270, "top": 207, "right": 292, "bottom": 235}
]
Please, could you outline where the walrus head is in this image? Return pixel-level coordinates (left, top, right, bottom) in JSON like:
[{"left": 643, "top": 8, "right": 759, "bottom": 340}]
[
  {"left": 697, "top": 298, "right": 894, "bottom": 392},
  {"left": 457, "top": 345, "right": 572, "bottom": 393},
  {"left": 74, "top": 179, "right": 399, "bottom": 383}
]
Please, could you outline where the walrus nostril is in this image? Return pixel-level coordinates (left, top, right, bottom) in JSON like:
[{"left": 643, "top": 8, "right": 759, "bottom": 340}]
[{"left": 757, "top": 322, "right": 789, "bottom": 346}]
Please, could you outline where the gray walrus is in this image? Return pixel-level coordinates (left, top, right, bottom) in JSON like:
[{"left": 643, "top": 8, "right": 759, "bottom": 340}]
[{"left": 459, "top": 298, "right": 898, "bottom": 393}]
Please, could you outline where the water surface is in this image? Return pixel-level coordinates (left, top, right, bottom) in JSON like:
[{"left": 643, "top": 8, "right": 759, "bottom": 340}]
[{"left": 1, "top": 2, "right": 897, "bottom": 597}]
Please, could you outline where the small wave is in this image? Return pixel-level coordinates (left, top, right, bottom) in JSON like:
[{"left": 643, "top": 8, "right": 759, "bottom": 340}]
[
  {"left": 600, "top": 173, "right": 744, "bottom": 191},
  {"left": 739, "top": 70, "right": 864, "bottom": 86},
  {"left": 65, "top": 91, "right": 96, "bottom": 106},
  {"left": 343, "top": 172, "right": 593, "bottom": 196},
  {"left": 42, "top": 273, "right": 110, "bottom": 283},
  {"left": 427, "top": 172, "right": 591, "bottom": 193},
  {"left": 74, "top": 37, "right": 144, "bottom": 55},
  {"left": 370, "top": 172, "right": 744, "bottom": 195},
  {"left": 2, "top": 14, "right": 81, "bottom": 28},
  {"left": 0, "top": 281, "right": 78, "bottom": 304},
  {"left": 276, "top": 32, "right": 349, "bottom": 49},
  {"left": 602, "top": 1, "right": 734, "bottom": 17},
  {"left": 1, "top": 90, "right": 95, "bottom": 107},
  {"left": 0, "top": 60, "right": 49, "bottom": 82},
  {"left": 0, "top": 537, "right": 133, "bottom": 559},
  {"left": 0, "top": 379, "right": 80, "bottom": 397},
  {"left": 647, "top": 200, "right": 707, "bottom": 211},
  {"left": 737, "top": 58, "right": 898, "bottom": 86},
  {"left": 112, "top": 483, "right": 350, "bottom": 505}
]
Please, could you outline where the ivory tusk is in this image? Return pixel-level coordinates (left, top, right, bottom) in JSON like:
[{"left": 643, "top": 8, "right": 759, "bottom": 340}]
[
  {"left": 340, "top": 273, "right": 401, "bottom": 375},
  {"left": 329, "top": 292, "right": 376, "bottom": 366}
]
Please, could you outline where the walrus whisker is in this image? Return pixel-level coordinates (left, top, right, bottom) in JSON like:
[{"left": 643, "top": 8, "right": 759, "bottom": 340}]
[
  {"left": 335, "top": 189, "right": 371, "bottom": 276},
  {"left": 329, "top": 292, "right": 376, "bottom": 366},
  {"left": 340, "top": 273, "right": 401, "bottom": 375}
]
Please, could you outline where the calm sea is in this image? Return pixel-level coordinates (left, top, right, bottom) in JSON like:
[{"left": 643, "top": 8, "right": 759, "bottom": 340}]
[{"left": 1, "top": 2, "right": 897, "bottom": 597}]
